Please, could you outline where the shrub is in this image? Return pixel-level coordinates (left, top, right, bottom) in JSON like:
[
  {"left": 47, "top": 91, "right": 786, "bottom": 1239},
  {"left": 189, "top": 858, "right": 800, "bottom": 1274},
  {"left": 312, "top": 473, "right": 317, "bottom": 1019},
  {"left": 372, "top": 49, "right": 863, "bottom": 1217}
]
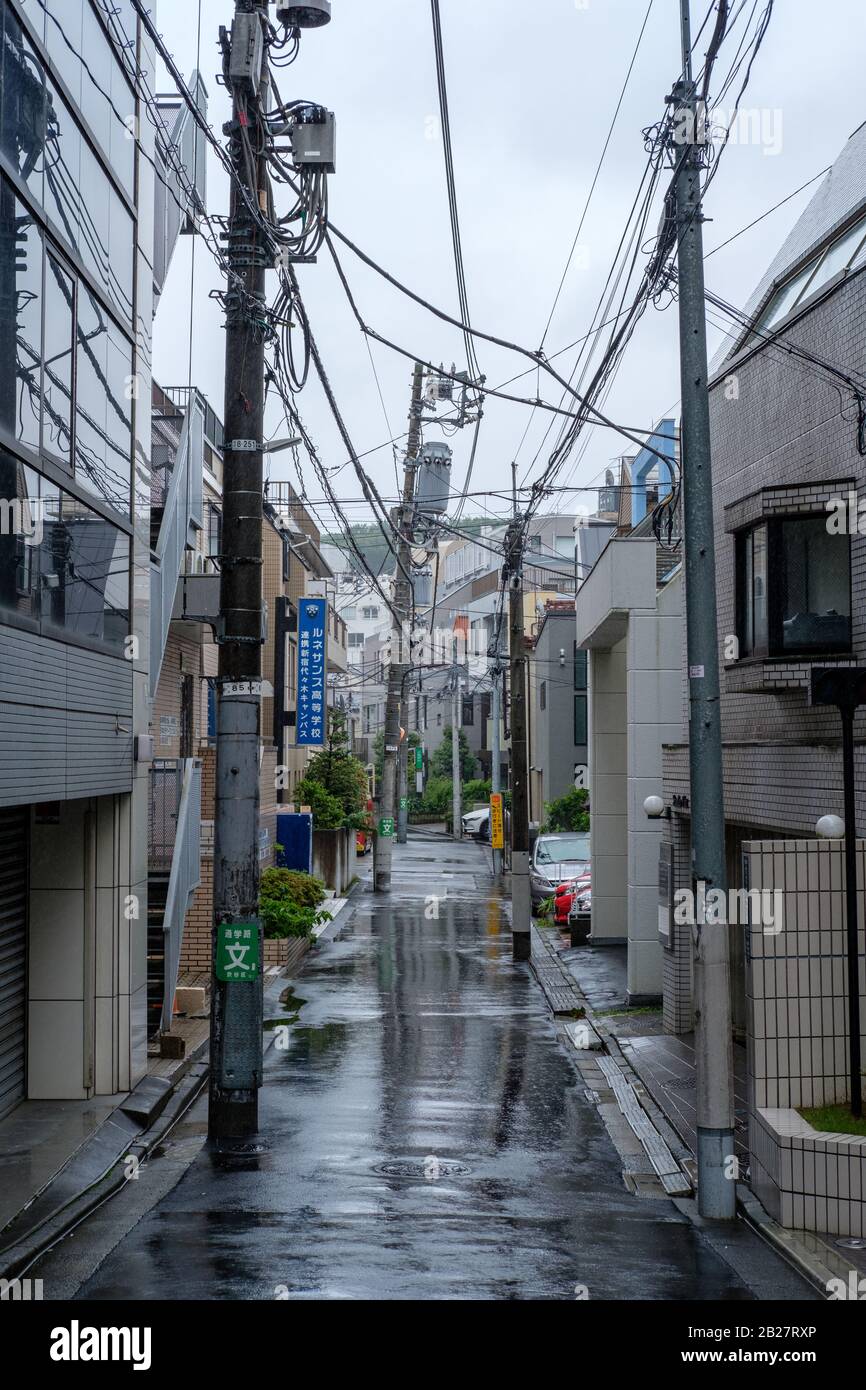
[
  {"left": 260, "top": 867, "right": 328, "bottom": 940},
  {"left": 462, "top": 778, "right": 491, "bottom": 805},
  {"left": 260, "top": 867, "right": 326, "bottom": 908},
  {"left": 420, "top": 775, "right": 452, "bottom": 816},
  {"left": 543, "top": 788, "right": 590, "bottom": 834}
]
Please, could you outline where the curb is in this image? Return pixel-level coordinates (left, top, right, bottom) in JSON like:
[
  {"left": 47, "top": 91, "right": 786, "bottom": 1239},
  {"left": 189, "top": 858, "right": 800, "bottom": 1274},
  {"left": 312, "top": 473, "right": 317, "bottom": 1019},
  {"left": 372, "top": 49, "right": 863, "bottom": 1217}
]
[
  {"left": 0, "top": 1049, "right": 209, "bottom": 1282},
  {"left": 533, "top": 921, "right": 832, "bottom": 1297},
  {"left": 0, "top": 895, "right": 354, "bottom": 1283}
]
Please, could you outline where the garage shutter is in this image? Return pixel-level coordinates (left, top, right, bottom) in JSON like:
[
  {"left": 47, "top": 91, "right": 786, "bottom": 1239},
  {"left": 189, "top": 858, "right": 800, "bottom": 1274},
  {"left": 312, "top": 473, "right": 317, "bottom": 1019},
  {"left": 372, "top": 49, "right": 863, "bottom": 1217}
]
[{"left": 0, "top": 806, "right": 27, "bottom": 1120}]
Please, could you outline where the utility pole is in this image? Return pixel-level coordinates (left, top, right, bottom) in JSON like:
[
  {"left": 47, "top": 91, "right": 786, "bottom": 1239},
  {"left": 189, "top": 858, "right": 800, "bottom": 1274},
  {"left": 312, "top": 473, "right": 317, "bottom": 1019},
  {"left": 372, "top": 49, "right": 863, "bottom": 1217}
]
[
  {"left": 506, "top": 517, "right": 531, "bottom": 959},
  {"left": 397, "top": 363, "right": 426, "bottom": 845},
  {"left": 490, "top": 660, "right": 502, "bottom": 875},
  {"left": 375, "top": 361, "right": 424, "bottom": 888},
  {"left": 209, "top": 0, "right": 271, "bottom": 1144},
  {"left": 451, "top": 648, "right": 462, "bottom": 839},
  {"left": 671, "top": 0, "right": 735, "bottom": 1218}
]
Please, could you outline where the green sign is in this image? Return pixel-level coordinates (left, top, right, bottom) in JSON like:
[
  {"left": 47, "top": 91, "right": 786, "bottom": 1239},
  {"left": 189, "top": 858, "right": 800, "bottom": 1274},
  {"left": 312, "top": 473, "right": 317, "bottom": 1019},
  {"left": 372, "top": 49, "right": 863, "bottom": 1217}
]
[
  {"left": 216, "top": 923, "right": 260, "bottom": 982},
  {"left": 378, "top": 817, "right": 395, "bottom": 838},
  {"left": 414, "top": 747, "right": 423, "bottom": 771},
  {"left": 399, "top": 796, "right": 408, "bottom": 810}
]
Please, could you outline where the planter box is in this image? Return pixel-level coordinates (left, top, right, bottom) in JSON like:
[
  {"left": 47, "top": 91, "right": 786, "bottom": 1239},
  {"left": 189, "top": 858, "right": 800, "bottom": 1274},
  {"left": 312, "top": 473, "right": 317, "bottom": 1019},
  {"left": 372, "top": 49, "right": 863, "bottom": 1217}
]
[
  {"left": 264, "top": 936, "right": 310, "bottom": 972},
  {"left": 751, "top": 1107, "right": 866, "bottom": 1238},
  {"left": 312, "top": 826, "right": 357, "bottom": 894}
]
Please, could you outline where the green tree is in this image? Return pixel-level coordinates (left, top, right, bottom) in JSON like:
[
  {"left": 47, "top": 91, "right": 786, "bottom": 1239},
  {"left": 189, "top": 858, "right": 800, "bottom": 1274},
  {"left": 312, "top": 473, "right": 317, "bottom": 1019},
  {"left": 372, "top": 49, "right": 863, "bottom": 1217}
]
[
  {"left": 542, "top": 788, "right": 590, "bottom": 833},
  {"left": 294, "top": 776, "right": 344, "bottom": 830},
  {"left": 430, "top": 725, "right": 476, "bottom": 782},
  {"left": 372, "top": 726, "right": 420, "bottom": 784},
  {"left": 305, "top": 709, "right": 368, "bottom": 817}
]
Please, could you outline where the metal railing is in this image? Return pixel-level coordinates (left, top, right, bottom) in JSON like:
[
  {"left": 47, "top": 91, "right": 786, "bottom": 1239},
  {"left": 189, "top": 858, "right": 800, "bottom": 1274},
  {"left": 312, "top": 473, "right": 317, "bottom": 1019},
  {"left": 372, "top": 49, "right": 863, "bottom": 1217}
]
[{"left": 149, "top": 398, "right": 204, "bottom": 698}]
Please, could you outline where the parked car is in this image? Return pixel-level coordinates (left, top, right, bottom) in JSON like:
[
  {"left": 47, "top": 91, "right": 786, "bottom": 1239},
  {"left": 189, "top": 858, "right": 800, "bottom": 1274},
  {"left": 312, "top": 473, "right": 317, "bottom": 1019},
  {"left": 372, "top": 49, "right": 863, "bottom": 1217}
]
[
  {"left": 554, "top": 871, "right": 590, "bottom": 925},
  {"left": 567, "top": 879, "right": 592, "bottom": 945},
  {"left": 530, "top": 832, "right": 590, "bottom": 909},
  {"left": 462, "top": 806, "right": 511, "bottom": 843},
  {"left": 462, "top": 807, "right": 490, "bottom": 840}
]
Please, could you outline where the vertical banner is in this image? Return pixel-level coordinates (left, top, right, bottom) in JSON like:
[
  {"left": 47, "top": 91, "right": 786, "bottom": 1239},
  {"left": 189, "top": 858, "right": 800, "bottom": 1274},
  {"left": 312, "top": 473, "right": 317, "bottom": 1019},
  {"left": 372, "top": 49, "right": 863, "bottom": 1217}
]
[
  {"left": 490, "top": 793, "right": 504, "bottom": 849},
  {"left": 297, "top": 597, "right": 328, "bottom": 747}
]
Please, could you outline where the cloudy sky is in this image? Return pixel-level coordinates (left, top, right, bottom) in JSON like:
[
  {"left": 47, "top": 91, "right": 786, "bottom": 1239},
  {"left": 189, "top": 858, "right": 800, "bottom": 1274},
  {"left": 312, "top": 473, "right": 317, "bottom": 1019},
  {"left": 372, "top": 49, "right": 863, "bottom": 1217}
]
[{"left": 151, "top": 0, "right": 866, "bottom": 534}]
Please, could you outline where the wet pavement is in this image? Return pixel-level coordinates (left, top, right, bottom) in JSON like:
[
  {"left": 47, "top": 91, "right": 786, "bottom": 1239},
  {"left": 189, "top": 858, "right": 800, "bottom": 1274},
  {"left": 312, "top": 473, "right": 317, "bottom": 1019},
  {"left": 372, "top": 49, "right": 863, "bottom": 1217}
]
[{"left": 69, "top": 836, "right": 797, "bottom": 1300}]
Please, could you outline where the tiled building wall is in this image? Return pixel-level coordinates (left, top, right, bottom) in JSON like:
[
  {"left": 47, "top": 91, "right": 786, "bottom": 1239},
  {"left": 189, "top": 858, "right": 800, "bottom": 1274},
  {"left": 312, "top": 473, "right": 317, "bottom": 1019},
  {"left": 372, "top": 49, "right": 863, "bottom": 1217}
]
[{"left": 710, "top": 270, "right": 866, "bottom": 778}]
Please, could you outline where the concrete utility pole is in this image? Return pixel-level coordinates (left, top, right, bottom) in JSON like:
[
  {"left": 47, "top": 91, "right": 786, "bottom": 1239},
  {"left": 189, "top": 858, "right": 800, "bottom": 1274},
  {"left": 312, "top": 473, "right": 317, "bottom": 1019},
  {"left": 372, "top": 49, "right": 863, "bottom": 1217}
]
[
  {"left": 490, "top": 661, "right": 502, "bottom": 875},
  {"left": 672, "top": 0, "right": 735, "bottom": 1218},
  {"left": 451, "top": 651, "right": 462, "bottom": 839},
  {"left": 375, "top": 362, "right": 424, "bottom": 888},
  {"left": 209, "top": 0, "right": 271, "bottom": 1144},
  {"left": 397, "top": 363, "right": 426, "bottom": 845},
  {"left": 506, "top": 519, "right": 531, "bottom": 959}
]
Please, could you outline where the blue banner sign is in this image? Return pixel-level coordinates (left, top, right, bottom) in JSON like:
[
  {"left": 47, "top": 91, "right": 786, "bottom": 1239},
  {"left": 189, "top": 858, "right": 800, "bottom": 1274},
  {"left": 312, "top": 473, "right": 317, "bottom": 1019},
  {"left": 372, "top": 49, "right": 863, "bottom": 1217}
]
[{"left": 297, "top": 597, "right": 327, "bottom": 746}]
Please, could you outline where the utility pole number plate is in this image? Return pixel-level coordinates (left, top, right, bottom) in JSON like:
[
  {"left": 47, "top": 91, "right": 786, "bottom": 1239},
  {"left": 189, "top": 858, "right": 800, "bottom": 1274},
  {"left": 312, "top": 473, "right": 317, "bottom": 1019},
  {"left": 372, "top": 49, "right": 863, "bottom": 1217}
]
[{"left": 216, "top": 924, "right": 260, "bottom": 982}]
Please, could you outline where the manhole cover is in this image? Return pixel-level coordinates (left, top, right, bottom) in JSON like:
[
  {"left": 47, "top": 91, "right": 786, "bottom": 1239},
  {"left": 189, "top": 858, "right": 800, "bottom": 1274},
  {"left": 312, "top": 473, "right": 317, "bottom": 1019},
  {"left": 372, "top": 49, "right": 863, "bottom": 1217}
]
[
  {"left": 665, "top": 1077, "right": 697, "bottom": 1092},
  {"left": 374, "top": 1158, "right": 472, "bottom": 1178},
  {"left": 836, "top": 1236, "right": 866, "bottom": 1250}
]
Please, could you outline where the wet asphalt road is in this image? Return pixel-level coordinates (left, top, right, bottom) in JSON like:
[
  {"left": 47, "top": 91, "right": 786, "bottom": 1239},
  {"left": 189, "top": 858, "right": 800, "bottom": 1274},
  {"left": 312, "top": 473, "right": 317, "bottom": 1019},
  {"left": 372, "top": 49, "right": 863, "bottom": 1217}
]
[{"left": 75, "top": 837, "right": 771, "bottom": 1300}]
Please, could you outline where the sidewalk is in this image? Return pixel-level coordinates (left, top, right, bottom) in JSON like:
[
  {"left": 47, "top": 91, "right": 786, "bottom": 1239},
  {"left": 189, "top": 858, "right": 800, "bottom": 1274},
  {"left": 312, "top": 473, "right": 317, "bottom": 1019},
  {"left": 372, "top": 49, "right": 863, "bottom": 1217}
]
[
  {"left": 540, "top": 919, "right": 858, "bottom": 1295},
  {"left": 0, "top": 888, "right": 356, "bottom": 1281},
  {"left": 36, "top": 829, "right": 811, "bottom": 1301}
]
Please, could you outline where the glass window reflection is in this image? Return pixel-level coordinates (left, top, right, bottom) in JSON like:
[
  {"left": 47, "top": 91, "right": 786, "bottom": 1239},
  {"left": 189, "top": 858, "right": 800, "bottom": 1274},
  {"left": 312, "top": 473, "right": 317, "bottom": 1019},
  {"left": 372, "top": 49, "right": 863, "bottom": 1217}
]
[
  {"left": 0, "top": 179, "right": 42, "bottom": 452},
  {"left": 0, "top": 448, "right": 40, "bottom": 620},
  {"left": 42, "top": 252, "right": 73, "bottom": 465},
  {"left": 40, "top": 489, "right": 129, "bottom": 651},
  {"left": 0, "top": 5, "right": 45, "bottom": 205}
]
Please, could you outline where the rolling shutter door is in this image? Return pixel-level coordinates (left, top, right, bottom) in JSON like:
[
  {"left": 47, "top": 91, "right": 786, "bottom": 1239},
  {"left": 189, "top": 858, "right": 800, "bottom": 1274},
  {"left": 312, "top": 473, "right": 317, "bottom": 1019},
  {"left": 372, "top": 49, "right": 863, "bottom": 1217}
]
[{"left": 0, "top": 806, "right": 27, "bottom": 1120}]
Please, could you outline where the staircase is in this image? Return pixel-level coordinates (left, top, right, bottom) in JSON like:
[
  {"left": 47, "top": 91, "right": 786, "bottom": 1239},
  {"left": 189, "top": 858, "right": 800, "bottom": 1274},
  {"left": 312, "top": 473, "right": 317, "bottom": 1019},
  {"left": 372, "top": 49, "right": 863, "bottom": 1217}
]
[{"left": 147, "top": 758, "right": 202, "bottom": 1038}]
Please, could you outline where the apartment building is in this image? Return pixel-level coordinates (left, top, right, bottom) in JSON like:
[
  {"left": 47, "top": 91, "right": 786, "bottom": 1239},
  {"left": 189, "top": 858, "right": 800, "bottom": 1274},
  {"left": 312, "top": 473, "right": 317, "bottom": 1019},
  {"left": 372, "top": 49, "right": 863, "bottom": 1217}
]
[
  {"left": 0, "top": 0, "right": 208, "bottom": 1116},
  {"left": 660, "top": 124, "right": 866, "bottom": 1233}
]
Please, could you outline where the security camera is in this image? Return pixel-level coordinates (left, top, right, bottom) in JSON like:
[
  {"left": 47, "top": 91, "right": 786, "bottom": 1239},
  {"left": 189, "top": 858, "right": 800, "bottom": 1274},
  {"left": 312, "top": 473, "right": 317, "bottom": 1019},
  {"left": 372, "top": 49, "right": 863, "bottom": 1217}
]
[{"left": 277, "top": 1, "right": 331, "bottom": 26}]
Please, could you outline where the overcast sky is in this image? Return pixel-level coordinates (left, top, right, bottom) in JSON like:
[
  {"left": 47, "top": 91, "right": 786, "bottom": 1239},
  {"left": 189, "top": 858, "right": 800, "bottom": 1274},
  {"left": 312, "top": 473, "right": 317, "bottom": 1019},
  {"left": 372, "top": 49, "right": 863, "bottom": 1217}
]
[{"left": 151, "top": 0, "right": 866, "bottom": 534}]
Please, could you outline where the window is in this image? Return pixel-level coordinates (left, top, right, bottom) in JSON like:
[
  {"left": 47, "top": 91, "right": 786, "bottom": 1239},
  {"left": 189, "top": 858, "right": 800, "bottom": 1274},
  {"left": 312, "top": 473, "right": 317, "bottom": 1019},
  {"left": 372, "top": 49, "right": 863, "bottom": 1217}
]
[
  {"left": 42, "top": 253, "right": 74, "bottom": 466},
  {"left": 0, "top": 453, "right": 129, "bottom": 652},
  {"left": 348, "top": 632, "right": 365, "bottom": 648},
  {"left": 574, "top": 643, "right": 587, "bottom": 691},
  {"left": 746, "top": 210, "right": 866, "bottom": 347},
  {"left": 461, "top": 695, "right": 474, "bottom": 726},
  {"left": 362, "top": 605, "right": 379, "bottom": 620},
  {"left": 539, "top": 681, "right": 546, "bottom": 711},
  {"left": 0, "top": 451, "right": 40, "bottom": 619},
  {"left": 342, "top": 606, "right": 356, "bottom": 620},
  {"left": 736, "top": 516, "right": 851, "bottom": 658},
  {"left": 574, "top": 694, "right": 587, "bottom": 745},
  {"left": 0, "top": 180, "right": 42, "bottom": 452},
  {"left": 40, "top": 487, "right": 130, "bottom": 651},
  {"left": 75, "top": 285, "right": 131, "bottom": 517},
  {"left": 206, "top": 502, "right": 221, "bottom": 560}
]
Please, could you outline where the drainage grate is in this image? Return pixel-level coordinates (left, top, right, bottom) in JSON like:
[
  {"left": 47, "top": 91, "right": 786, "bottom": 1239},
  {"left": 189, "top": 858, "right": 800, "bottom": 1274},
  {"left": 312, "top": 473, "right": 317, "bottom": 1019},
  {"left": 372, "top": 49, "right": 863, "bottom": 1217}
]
[{"left": 374, "top": 1158, "right": 472, "bottom": 1178}]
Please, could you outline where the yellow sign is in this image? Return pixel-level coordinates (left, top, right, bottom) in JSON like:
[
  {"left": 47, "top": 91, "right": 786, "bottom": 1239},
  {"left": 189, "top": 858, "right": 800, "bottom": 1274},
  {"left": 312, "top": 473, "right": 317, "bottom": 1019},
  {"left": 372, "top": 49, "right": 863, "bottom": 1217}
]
[{"left": 490, "top": 793, "right": 504, "bottom": 849}]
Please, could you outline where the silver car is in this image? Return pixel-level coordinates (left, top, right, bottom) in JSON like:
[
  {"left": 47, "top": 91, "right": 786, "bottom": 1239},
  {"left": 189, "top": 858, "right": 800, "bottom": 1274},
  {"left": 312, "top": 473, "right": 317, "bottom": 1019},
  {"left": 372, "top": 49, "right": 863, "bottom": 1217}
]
[{"left": 530, "top": 832, "right": 591, "bottom": 909}]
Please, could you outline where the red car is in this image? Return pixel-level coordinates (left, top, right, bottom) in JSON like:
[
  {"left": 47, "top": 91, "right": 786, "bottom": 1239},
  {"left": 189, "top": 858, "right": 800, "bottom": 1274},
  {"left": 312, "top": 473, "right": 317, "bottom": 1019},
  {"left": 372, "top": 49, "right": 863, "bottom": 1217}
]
[{"left": 554, "top": 872, "right": 590, "bottom": 926}]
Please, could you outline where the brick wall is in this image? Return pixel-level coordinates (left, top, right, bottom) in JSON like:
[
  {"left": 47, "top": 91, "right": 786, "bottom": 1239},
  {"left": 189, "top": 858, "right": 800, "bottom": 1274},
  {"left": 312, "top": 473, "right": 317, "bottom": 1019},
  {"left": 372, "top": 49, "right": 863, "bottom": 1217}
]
[{"left": 180, "top": 822, "right": 214, "bottom": 973}]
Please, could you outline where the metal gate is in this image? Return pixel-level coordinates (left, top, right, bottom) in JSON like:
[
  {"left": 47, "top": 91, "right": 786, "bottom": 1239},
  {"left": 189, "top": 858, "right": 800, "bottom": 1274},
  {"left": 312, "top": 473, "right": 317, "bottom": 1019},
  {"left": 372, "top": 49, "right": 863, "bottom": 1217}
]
[{"left": 0, "top": 806, "right": 27, "bottom": 1120}]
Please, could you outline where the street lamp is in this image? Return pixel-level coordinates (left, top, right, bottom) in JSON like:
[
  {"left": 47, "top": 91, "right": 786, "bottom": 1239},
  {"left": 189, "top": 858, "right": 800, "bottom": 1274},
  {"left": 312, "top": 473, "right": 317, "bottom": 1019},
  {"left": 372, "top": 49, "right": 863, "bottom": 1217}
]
[{"left": 264, "top": 436, "right": 302, "bottom": 454}]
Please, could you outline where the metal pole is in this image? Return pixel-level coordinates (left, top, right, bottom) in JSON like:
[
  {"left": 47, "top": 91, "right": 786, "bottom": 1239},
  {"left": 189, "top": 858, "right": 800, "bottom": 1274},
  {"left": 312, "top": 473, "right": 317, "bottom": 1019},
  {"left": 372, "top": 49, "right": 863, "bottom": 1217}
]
[
  {"left": 452, "top": 656, "right": 462, "bottom": 839},
  {"left": 376, "top": 362, "right": 424, "bottom": 888},
  {"left": 674, "top": 0, "right": 735, "bottom": 1217},
  {"left": 841, "top": 706, "right": 862, "bottom": 1118},
  {"left": 507, "top": 521, "right": 531, "bottom": 959},
  {"left": 491, "top": 663, "right": 502, "bottom": 875},
  {"left": 209, "top": 0, "right": 270, "bottom": 1145}
]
